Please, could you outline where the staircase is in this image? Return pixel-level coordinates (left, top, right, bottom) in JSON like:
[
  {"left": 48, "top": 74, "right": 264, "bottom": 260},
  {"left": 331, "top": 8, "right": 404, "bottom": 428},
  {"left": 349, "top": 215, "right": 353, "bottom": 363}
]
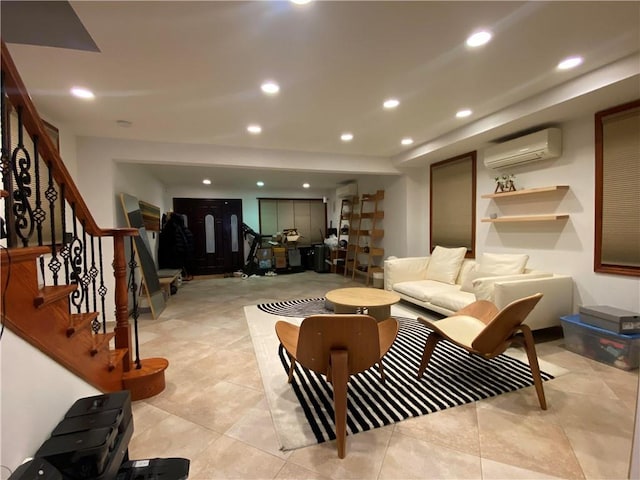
[{"left": 0, "top": 40, "right": 168, "bottom": 400}]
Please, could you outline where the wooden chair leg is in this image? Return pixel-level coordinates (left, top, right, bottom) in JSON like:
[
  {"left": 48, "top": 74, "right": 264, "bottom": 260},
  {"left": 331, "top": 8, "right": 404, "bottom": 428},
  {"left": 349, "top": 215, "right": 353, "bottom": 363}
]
[
  {"left": 287, "top": 355, "right": 296, "bottom": 383},
  {"left": 417, "top": 333, "right": 440, "bottom": 379},
  {"left": 520, "top": 325, "right": 547, "bottom": 410},
  {"left": 330, "top": 349, "right": 349, "bottom": 459},
  {"left": 377, "top": 359, "right": 386, "bottom": 384}
]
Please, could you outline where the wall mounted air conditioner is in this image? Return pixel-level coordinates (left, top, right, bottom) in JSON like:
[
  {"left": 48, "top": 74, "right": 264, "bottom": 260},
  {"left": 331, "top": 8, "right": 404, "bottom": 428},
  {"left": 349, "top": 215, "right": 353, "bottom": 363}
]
[
  {"left": 336, "top": 182, "right": 358, "bottom": 198},
  {"left": 483, "top": 128, "right": 562, "bottom": 169}
]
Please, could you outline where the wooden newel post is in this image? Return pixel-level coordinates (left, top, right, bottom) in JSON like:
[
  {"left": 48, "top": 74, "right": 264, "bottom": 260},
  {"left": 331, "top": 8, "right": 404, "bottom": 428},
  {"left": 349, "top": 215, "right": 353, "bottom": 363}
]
[{"left": 112, "top": 232, "right": 132, "bottom": 372}]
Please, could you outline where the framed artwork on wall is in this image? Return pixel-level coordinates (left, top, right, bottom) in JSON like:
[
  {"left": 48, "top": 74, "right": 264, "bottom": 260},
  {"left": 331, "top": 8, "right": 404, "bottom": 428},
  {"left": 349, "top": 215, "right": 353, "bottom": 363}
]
[{"left": 43, "top": 120, "right": 60, "bottom": 152}]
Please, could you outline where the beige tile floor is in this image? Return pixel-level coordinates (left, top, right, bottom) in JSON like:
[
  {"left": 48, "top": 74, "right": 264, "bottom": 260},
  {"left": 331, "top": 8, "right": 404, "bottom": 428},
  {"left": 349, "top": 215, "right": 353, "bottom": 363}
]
[{"left": 128, "top": 271, "right": 638, "bottom": 479}]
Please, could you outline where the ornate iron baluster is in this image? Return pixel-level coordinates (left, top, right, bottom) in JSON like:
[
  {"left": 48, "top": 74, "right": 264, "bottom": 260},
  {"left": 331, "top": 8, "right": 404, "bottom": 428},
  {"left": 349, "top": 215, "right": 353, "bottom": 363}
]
[
  {"left": 67, "top": 203, "right": 85, "bottom": 313},
  {"left": 11, "top": 107, "right": 34, "bottom": 247},
  {"left": 1, "top": 71, "right": 13, "bottom": 242},
  {"left": 45, "top": 161, "right": 60, "bottom": 285},
  {"left": 98, "top": 237, "right": 107, "bottom": 334},
  {"left": 88, "top": 233, "right": 100, "bottom": 329},
  {"left": 32, "top": 135, "right": 47, "bottom": 281},
  {"left": 59, "top": 183, "right": 70, "bottom": 285},
  {"left": 81, "top": 223, "right": 90, "bottom": 312},
  {"left": 128, "top": 237, "right": 142, "bottom": 369},
  {"left": 33, "top": 136, "right": 44, "bottom": 245}
]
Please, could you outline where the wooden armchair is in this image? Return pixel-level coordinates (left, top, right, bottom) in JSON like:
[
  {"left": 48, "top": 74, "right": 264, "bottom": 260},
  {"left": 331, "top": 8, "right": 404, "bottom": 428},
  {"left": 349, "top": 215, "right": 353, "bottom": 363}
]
[
  {"left": 416, "top": 293, "right": 547, "bottom": 409},
  {"left": 275, "top": 314, "right": 399, "bottom": 458}
]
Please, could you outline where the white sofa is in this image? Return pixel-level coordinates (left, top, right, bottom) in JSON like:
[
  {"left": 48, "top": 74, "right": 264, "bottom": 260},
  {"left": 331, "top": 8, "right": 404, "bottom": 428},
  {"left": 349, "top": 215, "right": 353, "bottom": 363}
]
[{"left": 384, "top": 248, "right": 573, "bottom": 331}]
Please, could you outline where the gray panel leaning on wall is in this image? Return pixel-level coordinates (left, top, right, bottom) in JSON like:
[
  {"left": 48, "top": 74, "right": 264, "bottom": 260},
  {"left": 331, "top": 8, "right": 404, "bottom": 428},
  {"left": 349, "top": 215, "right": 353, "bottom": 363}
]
[{"left": 120, "top": 192, "right": 166, "bottom": 319}]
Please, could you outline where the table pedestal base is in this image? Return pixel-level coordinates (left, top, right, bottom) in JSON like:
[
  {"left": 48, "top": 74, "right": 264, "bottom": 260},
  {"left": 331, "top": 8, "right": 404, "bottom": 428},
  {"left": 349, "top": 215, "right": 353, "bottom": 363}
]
[{"left": 332, "top": 303, "right": 391, "bottom": 322}]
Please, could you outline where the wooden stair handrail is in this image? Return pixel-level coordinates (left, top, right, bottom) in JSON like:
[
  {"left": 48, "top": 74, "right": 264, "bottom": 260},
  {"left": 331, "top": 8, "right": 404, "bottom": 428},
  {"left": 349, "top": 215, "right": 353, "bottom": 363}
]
[
  {"left": 2, "top": 42, "right": 169, "bottom": 399},
  {"left": 1, "top": 39, "right": 120, "bottom": 238}
]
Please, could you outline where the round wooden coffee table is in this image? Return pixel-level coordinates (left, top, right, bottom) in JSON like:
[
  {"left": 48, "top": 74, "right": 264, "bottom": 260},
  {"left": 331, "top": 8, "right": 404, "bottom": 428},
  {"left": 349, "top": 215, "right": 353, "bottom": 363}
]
[{"left": 325, "top": 287, "right": 401, "bottom": 321}]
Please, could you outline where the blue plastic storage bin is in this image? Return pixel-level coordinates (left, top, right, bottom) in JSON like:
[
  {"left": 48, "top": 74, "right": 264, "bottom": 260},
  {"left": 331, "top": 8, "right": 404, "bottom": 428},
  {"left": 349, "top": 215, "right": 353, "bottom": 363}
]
[{"left": 560, "top": 314, "right": 640, "bottom": 370}]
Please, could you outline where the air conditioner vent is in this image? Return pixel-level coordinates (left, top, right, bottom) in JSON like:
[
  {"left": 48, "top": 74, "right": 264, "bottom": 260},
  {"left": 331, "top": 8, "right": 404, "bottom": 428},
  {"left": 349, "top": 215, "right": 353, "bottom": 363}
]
[{"left": 483, "top": 128, "right": 562, "bottom": 169}]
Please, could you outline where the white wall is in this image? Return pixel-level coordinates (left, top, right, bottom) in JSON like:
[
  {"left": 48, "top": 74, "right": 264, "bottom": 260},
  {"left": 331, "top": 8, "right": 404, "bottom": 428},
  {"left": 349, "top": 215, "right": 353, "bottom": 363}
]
[
  {"left": 76, "top": 111, "right": 640, "bottom": 314},
  {"left": 476, "top": 115, "right": 638, "bottom": 312},
  {"left": 5, "top": 100, "right": 640, "bottom": 477},
  {"left": 0, "top": 330, "right": 100, "bottom": 474},
  {"left": 398, "top": 113, "right": 640, "bottom": 313},
  {"left": 0, "top": 118, "right": 100, "bottom": 476},
  {"left": 115, "top": 162, "right": 167, "bottom": 265}
]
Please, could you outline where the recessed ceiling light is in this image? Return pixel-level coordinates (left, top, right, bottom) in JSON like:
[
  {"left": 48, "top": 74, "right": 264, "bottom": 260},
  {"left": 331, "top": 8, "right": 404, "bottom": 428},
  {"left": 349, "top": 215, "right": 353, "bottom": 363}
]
[
  {"left": 247, "top": 124, "right": 262, "bottom": 134},
  {"left": 401, "top": 137, "right": 414, "bottom": 146},
  {"left": 466, "top": 30, "right": 492, "bottom": 47},
  {"left": 341, "top": 133, "right": 353, "bottom": 142},
  {"left": 261, "top": 81, "right": 280, "bottom": 95},
  {"left": 383, "top": 98, "right": 400, "bottom": 109},
  {"left": 302, "top": 183, "right": 310, "bottom": 188},
  {"left": 202, "top": 179, "right": 212, "bottom": 185},
  {"left": 70, "top": 87, "right": 95, "bottom": 99},
  {"left": 557, "top": 56, "right": 583, "bottom": 70},
  {"left": 256, "top": 181, "right": 265, "bottom": 187},
  {"left": 291, "top": 0, "right": 313, "bottom": 4},
  {"left": 456, "top": 109, "right": 472, "bottom": 118}
]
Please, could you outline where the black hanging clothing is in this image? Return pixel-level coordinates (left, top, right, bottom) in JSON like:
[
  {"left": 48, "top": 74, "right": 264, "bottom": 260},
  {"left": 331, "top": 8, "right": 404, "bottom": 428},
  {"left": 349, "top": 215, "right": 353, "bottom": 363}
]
[{"left": 158, "top": 213, "right": 195, "bottom": 278}]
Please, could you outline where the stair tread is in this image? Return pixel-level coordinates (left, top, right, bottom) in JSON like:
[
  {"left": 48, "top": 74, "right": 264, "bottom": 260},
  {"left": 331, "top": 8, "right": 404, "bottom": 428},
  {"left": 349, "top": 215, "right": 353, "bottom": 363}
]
[
  {"left": 108, "top": 348, "right": 128, "bottom": 371},
  {"left": 67, "top": 312, "right": 99, "bottom": 337},
  {"left": 122, "top": 357, "right": 170, "bottom": 379},
  {"left": 1, "top": 246, "right": 52, "bottom": 266},
  {"left": 91, "top": 332, "right": 115, "bottom": 355},
  {"left": 35, "top": 284, "right": 77, "bottom": 308}
]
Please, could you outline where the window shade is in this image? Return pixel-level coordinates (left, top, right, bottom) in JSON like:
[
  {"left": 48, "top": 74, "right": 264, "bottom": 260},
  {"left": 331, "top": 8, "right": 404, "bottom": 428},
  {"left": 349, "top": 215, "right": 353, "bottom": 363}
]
[{"left": 601, "top": 108, "right": 640, "bottom": 267}]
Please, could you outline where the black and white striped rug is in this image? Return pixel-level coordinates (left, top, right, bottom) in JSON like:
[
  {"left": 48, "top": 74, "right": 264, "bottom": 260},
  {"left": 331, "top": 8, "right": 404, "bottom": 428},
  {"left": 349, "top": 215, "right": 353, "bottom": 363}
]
[
  {"left": 257, "top": 297, "right": 329, "bottom": 317},
  {"left": 258, "top": 298, "right": 553, "bottom": 445}
]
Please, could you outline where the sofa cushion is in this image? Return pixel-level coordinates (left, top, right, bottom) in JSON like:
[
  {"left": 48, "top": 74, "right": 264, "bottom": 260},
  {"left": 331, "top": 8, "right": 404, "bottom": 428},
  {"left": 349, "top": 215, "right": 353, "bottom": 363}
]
[
  {"left": 424, "top": 246, "right": 467, "bottom": 284},
  {"left": 478, "top": 253, "right": 529, "bottom": 275},
  {"left": 430, "top": 289, "right": 476, "bottom": 313},
  {"left": 460, "top": 268, "right": 486, "bottom": 293},
  {"left": 456, "top": 259, "right": 477, "bottom": 286},
  {"left": 393, "top": 280, "right": 455, "bottom": 302}
]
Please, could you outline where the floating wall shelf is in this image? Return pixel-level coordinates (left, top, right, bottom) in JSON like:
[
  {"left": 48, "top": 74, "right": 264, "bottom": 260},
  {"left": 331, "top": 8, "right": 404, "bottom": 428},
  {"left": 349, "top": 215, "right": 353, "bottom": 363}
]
[
  {"left": 481, "top": 214, "right": 570, "bottom": 223},
  {"left": 481, "top": 185, "right": 569, "bottom": 199},
  {"left": 482, "top": 185, "right": 570, "bottom": 223}
]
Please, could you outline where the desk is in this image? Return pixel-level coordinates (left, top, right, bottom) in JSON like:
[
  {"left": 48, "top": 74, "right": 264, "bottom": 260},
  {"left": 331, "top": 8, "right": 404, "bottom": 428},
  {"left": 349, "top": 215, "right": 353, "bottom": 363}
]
[{"left": 325, "top": 287, "right": 400, "bottom": 321}]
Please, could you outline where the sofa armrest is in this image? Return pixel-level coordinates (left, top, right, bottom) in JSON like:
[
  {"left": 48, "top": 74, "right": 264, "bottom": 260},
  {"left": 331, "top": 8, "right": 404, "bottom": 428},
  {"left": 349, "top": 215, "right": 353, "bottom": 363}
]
[
  {"left": 493, "top": 275, "right": 573, "bottom": 330},
  {"left": 472, "top": 272, "right": 552, "bottom": 301},
  {"left": 384, "top": 257, "right": 429, "bottom": 290}
]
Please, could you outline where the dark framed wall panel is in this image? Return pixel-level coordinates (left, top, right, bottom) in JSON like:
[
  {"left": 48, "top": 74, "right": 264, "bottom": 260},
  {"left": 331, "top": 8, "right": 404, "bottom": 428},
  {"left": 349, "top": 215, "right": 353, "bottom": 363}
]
[
  {"left": 430, "top": 151, "right": 477, "bottom": 257},
  {"left": 594, "top": 99, "right": 640, "bottom": 276}
]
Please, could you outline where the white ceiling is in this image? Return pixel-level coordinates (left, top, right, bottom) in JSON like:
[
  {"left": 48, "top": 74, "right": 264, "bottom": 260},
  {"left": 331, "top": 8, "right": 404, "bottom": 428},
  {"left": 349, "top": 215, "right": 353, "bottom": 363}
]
[{"left": 3, "top": 1, "right": 640, "bottom": 190}]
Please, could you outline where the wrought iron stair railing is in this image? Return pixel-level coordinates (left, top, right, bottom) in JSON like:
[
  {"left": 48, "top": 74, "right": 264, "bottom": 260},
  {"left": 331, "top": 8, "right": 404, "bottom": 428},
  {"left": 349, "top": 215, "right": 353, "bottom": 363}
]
[{"left": 0, "top": 39, "right": 167, "bottom": 400}]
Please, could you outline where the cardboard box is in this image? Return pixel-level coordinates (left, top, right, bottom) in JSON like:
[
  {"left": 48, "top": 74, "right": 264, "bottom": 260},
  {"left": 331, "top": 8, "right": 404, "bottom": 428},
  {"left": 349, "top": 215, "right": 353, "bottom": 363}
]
[
  {"left": 256, "top": 248, "right": 272, "bottom": 259},
  {"left": 579, "top": 305, "right": 640, "bottom": 334}
]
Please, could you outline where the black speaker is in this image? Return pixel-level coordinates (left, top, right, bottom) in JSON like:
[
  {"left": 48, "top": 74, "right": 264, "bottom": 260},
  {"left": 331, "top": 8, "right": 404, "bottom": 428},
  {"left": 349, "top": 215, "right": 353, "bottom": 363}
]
[{"left": 313, "top": 245, "right": 330, "bottom": 273}]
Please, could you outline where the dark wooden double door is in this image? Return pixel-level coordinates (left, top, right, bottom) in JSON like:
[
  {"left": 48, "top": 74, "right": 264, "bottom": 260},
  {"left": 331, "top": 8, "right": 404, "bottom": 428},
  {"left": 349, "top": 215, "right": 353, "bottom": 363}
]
[{"left": 173, "top": 198, "right": 244, "bottom": 275}]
